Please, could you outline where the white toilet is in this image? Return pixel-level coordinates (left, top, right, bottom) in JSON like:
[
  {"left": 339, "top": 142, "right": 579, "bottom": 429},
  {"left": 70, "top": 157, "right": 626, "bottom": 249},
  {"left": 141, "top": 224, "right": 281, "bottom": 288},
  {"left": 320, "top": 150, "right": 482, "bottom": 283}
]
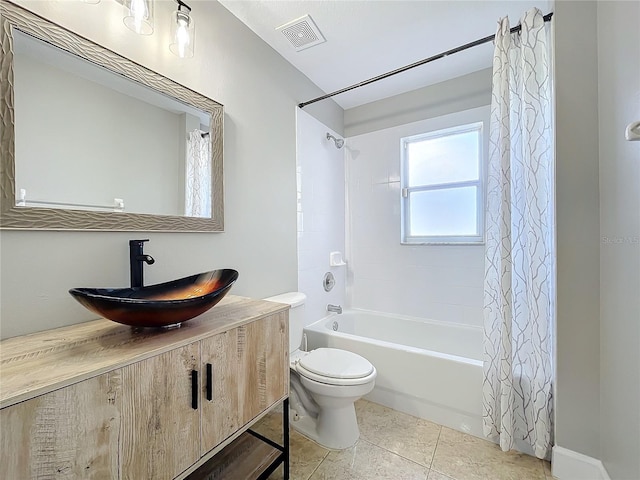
[{"left": 264, "top": 292, "right": 376, "bottom": 450}]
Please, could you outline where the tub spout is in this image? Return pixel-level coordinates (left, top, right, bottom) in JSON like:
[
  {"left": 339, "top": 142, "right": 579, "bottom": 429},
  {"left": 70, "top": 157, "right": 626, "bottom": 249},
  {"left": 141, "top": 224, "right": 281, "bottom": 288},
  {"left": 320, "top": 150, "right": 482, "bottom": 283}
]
[{"left": 327, "top": 304, "right": 342, "bottom": 314}]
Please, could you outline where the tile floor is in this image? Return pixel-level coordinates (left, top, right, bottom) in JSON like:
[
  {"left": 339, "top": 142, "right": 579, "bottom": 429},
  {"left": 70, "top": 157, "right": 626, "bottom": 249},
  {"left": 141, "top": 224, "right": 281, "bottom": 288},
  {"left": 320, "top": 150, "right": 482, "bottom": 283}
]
[{"left": 252, "top": 399, "right": 555, "bottom": 480}]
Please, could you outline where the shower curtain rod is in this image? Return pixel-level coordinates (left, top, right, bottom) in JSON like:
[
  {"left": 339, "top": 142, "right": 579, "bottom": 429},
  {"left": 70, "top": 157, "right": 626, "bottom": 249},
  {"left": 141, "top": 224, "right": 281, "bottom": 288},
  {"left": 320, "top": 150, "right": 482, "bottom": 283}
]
[{"left": 298, "top": 12, "right": 553, "bottom": 109}]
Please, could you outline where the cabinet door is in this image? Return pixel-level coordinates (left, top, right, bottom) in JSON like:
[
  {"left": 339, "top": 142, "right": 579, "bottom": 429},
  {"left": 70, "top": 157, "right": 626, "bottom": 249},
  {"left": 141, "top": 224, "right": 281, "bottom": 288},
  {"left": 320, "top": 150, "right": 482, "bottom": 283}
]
[
  {"left": 0, "top": 371, "right": 122, "bottom": 479},
  {"left": 199, "top": 312, "right": 289, "bottom": 457},
  {"left": 121, "top": 343, "right": 200, "bottom": 480},
  {"left": 200, "top": 328, "right": 239, "bottom": 455},
  {"left": 238, "top": 311, "right": 289, "bottom": 426}
]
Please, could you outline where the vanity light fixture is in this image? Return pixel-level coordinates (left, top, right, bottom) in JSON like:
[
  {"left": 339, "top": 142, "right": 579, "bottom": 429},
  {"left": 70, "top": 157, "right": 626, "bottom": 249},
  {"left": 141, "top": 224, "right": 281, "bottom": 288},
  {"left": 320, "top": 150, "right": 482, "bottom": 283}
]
[
  {"left": 123, "top": 0, "right": 154, "bottom": 35},
  {"left": 169, "top": 0, "right": 195, "bottom": 58}
]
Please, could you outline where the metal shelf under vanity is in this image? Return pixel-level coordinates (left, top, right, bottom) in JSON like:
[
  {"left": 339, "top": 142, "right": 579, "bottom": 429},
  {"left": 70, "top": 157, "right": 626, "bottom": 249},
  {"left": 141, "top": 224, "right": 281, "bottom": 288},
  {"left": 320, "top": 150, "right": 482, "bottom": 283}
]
[{"left": 186, "top": 398, "right": 290, "bottom": 480}]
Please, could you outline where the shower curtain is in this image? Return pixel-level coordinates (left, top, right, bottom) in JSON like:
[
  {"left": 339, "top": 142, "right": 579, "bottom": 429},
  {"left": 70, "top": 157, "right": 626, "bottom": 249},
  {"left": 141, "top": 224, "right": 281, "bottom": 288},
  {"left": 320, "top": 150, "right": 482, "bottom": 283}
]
[
  {"left": 483, "top": 9, "right": 554, "bottom": 459},
  {"left": 185, "top": 130, "right": 211, "bottom": 218}
]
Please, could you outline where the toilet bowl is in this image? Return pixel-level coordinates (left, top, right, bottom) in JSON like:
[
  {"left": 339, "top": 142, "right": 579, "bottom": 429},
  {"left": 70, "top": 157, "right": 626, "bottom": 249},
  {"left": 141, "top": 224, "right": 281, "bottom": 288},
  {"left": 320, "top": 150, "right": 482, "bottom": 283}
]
[{"left": 264, "top": 293, "right": 376, "bottom": 450}]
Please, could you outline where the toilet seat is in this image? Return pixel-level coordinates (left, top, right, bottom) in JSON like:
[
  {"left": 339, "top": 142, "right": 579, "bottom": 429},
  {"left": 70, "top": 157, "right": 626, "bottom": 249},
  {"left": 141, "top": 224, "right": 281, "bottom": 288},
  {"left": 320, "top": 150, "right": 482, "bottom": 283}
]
[{"left": 295, "top": 348, "right": 376, "bottom": 386}]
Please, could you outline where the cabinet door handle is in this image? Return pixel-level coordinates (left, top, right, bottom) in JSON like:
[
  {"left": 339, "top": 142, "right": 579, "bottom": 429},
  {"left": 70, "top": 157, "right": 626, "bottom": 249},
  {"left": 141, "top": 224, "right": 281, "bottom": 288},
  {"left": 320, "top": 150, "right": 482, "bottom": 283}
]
[
  {"left": 191, "top": 370, "right": 198, "bottom": 410},
  {"left": 206, "top": 363, "right": 213, "bottom": 401}
]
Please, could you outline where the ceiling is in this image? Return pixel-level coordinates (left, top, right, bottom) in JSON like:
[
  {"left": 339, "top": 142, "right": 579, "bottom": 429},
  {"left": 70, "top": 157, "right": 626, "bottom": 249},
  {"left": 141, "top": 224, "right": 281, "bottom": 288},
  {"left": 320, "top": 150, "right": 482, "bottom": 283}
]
[{"left": 219, "top": 0, "right": 552, "bottom": 110}]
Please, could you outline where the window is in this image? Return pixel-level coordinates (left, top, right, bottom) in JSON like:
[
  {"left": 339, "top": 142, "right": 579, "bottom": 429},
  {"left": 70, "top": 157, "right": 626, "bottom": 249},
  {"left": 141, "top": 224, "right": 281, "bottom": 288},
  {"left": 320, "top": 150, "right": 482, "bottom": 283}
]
[{"left": 401, "top": 122, "right": 484, "bottom": 244}]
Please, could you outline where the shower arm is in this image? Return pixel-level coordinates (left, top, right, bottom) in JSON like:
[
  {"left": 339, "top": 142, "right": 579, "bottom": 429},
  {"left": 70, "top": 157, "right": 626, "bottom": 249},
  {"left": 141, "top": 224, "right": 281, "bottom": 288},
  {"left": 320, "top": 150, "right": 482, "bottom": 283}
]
[{"left": 326, "top": 132, "right": 344, "bottom": 149}]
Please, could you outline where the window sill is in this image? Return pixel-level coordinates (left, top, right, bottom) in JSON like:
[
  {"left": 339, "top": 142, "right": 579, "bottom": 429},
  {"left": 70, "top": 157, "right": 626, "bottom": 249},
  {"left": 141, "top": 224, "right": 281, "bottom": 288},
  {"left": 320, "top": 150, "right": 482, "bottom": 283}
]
[{"left": 401, "top": 238, "right": 485, "bottom": 246}]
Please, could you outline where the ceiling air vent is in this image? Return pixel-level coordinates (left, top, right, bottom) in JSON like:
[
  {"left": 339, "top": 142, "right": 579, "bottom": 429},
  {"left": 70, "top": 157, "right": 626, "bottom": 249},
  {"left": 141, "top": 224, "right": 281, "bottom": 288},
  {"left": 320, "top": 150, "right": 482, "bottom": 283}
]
[{"left": 276, "top": 14, "right": 326, "bottom": 52}]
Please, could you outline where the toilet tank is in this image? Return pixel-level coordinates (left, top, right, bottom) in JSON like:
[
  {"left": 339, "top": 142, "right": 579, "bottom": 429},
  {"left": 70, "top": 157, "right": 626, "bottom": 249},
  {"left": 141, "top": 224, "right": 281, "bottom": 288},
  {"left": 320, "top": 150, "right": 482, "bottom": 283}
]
[{"left": 264, "top": 292, "right": 306, "bottom": 353}]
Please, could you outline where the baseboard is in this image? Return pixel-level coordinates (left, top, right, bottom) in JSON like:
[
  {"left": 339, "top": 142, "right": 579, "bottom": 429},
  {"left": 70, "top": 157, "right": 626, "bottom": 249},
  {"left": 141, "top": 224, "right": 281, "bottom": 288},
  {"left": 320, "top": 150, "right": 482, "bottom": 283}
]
[{"left": 552, "top": 446, "right": 611, "bottom": 480}]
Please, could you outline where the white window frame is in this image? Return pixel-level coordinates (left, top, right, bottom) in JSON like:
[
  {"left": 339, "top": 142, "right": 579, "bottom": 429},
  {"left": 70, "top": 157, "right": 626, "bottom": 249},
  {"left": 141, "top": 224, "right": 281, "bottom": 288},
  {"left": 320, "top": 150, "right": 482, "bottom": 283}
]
[{"left": 400, "top": 122, "right": 484, "bottom": 245}]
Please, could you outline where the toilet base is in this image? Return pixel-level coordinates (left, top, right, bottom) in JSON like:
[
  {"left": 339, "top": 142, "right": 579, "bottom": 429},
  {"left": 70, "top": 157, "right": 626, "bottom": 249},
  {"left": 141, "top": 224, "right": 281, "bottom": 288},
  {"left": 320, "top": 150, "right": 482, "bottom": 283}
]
[{"left": 290, "top": 404, "right": 360, "bottom": 450}]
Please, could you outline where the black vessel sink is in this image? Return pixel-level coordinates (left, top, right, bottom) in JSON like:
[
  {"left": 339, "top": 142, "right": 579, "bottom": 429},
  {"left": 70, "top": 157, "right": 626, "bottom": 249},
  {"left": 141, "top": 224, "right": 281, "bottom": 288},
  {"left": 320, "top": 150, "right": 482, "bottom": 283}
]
[{"left": 69, "top": 269, "right": 239, "bottom": 328}]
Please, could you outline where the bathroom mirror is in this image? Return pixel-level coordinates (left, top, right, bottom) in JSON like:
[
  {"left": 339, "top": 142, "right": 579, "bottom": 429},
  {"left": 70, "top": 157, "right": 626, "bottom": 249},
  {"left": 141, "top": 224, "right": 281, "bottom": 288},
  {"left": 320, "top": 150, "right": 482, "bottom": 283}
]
[{"left": 0, "top": 2, "right": 224, "bottom": 231}]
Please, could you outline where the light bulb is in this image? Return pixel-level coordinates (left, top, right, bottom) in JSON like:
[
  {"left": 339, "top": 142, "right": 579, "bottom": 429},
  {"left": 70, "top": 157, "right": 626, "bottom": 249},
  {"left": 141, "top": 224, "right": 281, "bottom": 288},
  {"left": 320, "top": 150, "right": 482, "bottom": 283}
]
[
  {"left": 170, "top": 6, "right": 195, "bottom": 58},
  {"left": 131, "top": 0, "right": 146, "bottom": 32},
  {"left": 123, "top": 0, "right": 153, "bottom": 35},
  {"left": 176, "top": 16, "right": 190, "bottom": 58}
]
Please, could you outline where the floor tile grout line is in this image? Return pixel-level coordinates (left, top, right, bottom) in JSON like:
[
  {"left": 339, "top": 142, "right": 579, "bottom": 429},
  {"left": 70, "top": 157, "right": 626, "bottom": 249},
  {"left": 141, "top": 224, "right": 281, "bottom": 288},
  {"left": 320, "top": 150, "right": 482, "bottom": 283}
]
[
  {"left": 359, "top": 417, "right": 444, "bottom": 470},
  {"left": 357, "top": 437, "right": 432, "bottom": 472},
  {"left": 305, "top": 450, "right": 329, "bottom": 480},
  {"left": 357, "top": 401, "right": 444, "bottom": 470},
  {"left": 364, "top": 439, "right": 435, "bottom": 470},
  {"left": 429, "top": 424, "right": 443, "bottom": 470},
  {"left": 425, "top": 426, "right": 448, "bottom": 478}
]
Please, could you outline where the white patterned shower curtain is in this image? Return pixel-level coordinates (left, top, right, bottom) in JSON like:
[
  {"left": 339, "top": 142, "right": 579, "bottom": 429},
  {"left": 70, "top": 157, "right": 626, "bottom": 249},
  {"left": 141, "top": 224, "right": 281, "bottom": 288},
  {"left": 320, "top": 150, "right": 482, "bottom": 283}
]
[
  {"left": 185, "top": 130, "right": 211, "bottom": 218},
  {"left": 483, "top": 9, "right": 554, "bottom": 459}
]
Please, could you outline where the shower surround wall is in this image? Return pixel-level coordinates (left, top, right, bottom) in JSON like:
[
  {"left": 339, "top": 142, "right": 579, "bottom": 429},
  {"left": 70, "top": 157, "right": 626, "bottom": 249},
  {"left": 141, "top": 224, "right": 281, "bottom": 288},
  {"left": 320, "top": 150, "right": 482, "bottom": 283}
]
[
  {"left": 346, "top": 106, "right": 489, "bottom": 327},
  {"left": 296, "top": 109, "right": 346, "bottom": 327}
]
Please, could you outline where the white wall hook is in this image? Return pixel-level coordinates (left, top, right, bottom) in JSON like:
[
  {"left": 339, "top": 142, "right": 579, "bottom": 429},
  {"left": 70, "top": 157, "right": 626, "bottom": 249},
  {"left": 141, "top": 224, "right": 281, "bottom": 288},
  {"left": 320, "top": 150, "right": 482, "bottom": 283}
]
[{"left": 625, "top": 120, "right": 640, "bottom": 141}]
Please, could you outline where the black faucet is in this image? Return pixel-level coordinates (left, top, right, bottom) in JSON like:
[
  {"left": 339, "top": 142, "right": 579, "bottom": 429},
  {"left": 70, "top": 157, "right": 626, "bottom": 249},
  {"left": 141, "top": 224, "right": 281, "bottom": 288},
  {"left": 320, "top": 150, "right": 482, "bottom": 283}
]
[{"left": 129, "top": 239, "right": 155, "bottom": 288}]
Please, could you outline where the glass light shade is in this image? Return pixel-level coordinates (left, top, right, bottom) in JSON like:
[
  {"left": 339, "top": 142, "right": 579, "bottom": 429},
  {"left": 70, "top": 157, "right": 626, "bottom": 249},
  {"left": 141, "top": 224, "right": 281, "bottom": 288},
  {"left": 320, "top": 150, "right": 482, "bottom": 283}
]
[
  {"left": 123, "top": 0, "right": 154, "bottom": 35},
  {"left": 169, "top": 9, "right": 195, "bottom": 58},
  {"left": 83, "top": 0, "right": 101, "bottom": 4}
]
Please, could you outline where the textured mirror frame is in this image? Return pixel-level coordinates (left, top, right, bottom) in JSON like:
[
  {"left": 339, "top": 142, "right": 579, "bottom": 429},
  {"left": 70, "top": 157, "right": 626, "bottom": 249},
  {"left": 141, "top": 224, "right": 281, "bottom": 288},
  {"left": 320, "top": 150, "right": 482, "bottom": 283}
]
[{"left": 0, "top": 1, "right": 224, "bottom": 231}]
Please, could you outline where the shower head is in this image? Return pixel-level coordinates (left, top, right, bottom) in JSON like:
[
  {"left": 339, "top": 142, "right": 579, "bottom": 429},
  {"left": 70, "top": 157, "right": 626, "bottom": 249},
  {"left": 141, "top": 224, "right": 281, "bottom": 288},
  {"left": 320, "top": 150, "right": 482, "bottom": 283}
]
[{"left": 326, "top": 132, "right": 344, "bottom": 149}]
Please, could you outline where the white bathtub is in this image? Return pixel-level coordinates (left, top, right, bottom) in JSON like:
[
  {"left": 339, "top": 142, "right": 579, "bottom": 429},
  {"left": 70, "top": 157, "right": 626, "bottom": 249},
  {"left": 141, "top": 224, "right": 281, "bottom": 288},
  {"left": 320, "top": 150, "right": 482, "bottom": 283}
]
[{"left": 303, "top": 309, "right": 484, "bottom": 438}]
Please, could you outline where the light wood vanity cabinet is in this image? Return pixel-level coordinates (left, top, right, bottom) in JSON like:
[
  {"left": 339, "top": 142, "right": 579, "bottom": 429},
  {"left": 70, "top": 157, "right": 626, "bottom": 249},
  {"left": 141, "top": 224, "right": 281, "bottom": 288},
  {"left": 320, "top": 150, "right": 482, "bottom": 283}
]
[
  {"left": 200, "top": 313, "right": 288, "bottom": 456},
  {"left": 0, "top": 296, "right": 289, "bottom": 480},
  {"left": 121, "top": 343, "right": 201, "bottom": 480},
  {"left": 237, "top": 313, "right": 288, "bottom": 428},
  {"left": 201, "top": 328, "right": 241, "bottom": 455},
  {"left": 0, "top": 370, "right": 123, "bottom": 479}
]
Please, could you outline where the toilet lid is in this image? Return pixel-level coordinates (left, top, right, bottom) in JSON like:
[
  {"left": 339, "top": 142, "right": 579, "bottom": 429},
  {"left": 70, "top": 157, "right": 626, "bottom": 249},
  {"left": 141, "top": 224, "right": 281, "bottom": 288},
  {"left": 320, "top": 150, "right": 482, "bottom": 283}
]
[{"left": 298, "top": 348, "right": 374, "bottom": 379}]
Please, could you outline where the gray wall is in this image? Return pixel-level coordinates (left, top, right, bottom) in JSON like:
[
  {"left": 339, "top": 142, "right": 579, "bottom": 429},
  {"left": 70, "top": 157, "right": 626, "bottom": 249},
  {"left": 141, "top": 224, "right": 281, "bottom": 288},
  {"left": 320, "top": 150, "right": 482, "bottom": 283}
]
[
  {"left": 344, "top": 68, "right": 492, "bottom": 137},
  {"left": 0, "top": 0, "right": 343, "bottom": 339},
  {"left": 598, "top": 2, "right": 640, "bottom": 479},
  {"left": 554, "top": 0, "right": 602, "bottom": 459}
]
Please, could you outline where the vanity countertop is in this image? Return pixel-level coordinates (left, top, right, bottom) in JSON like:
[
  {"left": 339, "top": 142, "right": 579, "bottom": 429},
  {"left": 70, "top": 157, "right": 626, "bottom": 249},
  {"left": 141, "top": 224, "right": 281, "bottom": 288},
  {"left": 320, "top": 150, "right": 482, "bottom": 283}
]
[{"left": 0, "top": 295, "right": 288, "bottom": 409}]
